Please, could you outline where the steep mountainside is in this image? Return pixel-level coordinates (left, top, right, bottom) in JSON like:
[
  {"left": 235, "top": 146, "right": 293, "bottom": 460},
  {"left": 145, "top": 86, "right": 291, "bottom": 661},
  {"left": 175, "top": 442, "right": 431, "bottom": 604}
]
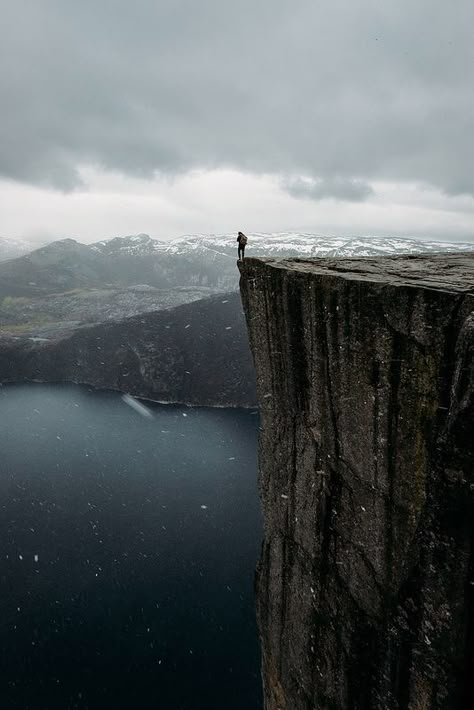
[
  {"left": 0, "top": 292, "right": 255, "bottom": 408},
  {"left": 239, "top": 254, "right": 474, "bottom": 709},
  {"left": 0, "top": 239, "right": 117, "bottom": 297}
]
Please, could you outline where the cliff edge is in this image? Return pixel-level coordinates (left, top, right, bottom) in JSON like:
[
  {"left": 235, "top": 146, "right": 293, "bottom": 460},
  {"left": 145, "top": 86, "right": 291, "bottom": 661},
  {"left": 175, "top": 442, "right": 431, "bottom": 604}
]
[{"left": 239, "top": 254, "right": 474, "bottom": 709}]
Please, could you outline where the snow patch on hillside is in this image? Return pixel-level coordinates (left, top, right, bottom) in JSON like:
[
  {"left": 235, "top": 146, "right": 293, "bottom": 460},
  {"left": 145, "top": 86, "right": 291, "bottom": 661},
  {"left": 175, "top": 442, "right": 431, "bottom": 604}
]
[{"left": 92, "top": 232, "right": 474, "bottom": 259}]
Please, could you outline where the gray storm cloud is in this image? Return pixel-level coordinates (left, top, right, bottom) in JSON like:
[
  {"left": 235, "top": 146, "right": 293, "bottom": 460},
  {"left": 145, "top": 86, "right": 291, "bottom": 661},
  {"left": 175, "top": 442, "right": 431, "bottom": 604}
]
[
  {"left": 283, "top": 177, "right": 374, "bottom": 202},
  {"left": 1, "top": 0, "right": 473, "bottom": 199}
]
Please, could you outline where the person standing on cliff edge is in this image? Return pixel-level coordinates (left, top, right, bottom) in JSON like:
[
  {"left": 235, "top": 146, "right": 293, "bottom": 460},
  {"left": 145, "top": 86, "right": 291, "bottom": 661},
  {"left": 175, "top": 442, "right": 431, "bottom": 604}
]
[{"left": 237, "top": 231, "right": 248, "bottom": 260}]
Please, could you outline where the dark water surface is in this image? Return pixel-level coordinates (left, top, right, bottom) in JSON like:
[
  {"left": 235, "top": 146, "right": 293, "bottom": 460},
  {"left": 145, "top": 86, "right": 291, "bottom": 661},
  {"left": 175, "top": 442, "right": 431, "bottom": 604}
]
[{"left": 0, "top": 384, "right": 262, "bottom": 710}]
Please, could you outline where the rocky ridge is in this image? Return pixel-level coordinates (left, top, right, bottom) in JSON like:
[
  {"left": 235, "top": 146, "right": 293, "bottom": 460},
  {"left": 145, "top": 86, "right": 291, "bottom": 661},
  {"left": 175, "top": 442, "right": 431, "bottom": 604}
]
[{"left": 239, "top": 253, "right": 474, "bottom": 709}]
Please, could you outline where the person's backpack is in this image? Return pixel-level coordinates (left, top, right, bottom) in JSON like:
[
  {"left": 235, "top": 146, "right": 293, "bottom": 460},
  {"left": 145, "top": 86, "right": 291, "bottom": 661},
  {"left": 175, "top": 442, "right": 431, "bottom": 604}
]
[{"left": 240, "top": 233, "right": 248, "bottom": 246}]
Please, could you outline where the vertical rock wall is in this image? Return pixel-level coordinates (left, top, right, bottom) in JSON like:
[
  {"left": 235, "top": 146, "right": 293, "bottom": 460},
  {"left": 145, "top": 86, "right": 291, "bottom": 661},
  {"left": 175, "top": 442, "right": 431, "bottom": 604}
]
[{"left": 239, "top": 255, "right": 474, "bottom": 710}]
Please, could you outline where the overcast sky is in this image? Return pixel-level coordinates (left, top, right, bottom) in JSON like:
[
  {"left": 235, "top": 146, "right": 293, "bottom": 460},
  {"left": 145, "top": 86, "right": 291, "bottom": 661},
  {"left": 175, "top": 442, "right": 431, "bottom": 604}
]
[{"left": 1, "top": 0, "right": 473, "bottom": 244}]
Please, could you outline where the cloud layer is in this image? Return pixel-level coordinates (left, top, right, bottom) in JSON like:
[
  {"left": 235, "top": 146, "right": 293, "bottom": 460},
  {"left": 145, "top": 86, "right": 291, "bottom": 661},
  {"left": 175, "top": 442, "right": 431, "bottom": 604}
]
[
  {"left": 2, "top": 0, "right": 473, "bottom": 201},
  {"left": 2, "top": 168, "right": 474, "bottom": 245}
]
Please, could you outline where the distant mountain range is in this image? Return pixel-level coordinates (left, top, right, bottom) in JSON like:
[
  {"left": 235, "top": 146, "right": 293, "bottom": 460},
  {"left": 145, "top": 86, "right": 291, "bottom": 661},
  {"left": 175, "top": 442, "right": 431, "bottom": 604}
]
[
  {"left": 1, "top": 232, "right": 473, "bottom": 297},
  {"left": 107, "top": 232, "right": 474, "bottom": 257}
]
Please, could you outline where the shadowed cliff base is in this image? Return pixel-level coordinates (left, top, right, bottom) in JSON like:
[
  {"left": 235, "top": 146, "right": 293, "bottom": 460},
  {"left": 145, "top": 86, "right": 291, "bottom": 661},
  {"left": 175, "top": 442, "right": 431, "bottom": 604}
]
[{"left": 239, "top": 254, "right": 474, "bottom": 710}]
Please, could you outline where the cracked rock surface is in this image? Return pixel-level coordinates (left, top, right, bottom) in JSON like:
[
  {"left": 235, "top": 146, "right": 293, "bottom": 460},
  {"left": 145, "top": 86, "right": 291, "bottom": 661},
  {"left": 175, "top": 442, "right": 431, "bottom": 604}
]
[{"left": 239, "top": 254, "right": 474, "bottom": 710}]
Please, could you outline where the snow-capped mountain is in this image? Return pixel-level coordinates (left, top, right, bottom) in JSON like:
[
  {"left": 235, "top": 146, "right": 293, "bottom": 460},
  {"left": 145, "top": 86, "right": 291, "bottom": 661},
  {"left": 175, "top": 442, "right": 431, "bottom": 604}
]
[
  {"left": 92, "top": 232, "right": 474, "bottom": 259},
  {"left": 91, "top": 233, "right": 159, "bottom": 256}
]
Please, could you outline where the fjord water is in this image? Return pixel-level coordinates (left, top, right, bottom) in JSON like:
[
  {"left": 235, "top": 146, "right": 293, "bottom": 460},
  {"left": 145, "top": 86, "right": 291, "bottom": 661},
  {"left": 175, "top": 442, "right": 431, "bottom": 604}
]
[{"left": 0, "top": 384, "right": 262, "bottom": 710}]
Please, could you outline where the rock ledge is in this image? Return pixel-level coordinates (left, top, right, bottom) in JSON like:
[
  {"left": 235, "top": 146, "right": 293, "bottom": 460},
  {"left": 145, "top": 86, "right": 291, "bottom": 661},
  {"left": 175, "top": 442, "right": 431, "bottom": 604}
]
[{"left": 239, "top": 254, "right": 474, "bottom": 709}]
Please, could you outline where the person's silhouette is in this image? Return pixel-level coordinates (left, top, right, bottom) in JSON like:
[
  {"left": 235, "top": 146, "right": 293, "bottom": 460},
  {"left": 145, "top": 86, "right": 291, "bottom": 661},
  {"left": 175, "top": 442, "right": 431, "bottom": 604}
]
[{"left": 237, "top": 232, "right": 248, "bottom": 260}]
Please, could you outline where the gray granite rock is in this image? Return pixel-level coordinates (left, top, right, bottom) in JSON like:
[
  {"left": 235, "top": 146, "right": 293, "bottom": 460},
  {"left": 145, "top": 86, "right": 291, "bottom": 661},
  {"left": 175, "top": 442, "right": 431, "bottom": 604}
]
[{"left": 239, "top": 253, "right": 474, "bottom": 709}]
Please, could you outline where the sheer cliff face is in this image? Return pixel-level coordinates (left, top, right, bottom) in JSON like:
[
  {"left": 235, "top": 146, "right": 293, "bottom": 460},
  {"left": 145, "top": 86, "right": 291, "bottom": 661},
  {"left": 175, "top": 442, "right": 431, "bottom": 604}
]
[{"left": 239, "top": 255, "right": 474, "bottom": 710}]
